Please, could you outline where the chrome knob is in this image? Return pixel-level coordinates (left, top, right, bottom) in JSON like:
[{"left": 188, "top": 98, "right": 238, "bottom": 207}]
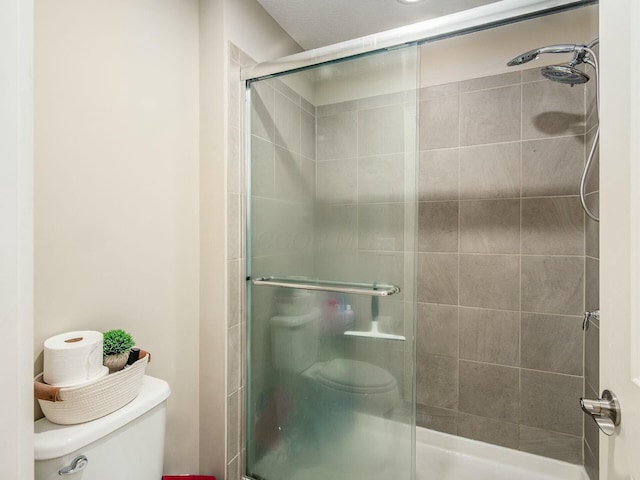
[{"left": 580, "top": 389, "right": 620, "bottom": 436}]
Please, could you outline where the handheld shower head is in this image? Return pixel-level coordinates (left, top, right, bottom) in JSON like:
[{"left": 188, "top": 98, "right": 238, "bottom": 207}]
[
  {"left": 506, "top": 44, "right": 582, "bottom": 67},
  {"left": 541, "top": 64, "right": 590, "bottom": 85}
]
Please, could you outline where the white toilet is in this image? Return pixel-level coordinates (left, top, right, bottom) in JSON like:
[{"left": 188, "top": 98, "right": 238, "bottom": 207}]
[
  {"left": 270, "top": 309, "right": 400, "bottom": 416},
  {"left": 34, "top": 375, "right": 170, "bottom": 480}
]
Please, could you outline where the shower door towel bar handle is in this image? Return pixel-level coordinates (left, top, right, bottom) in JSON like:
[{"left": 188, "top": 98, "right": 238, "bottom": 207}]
[{"left": 251, "top": 277, "right": 401, "bottom": 297}]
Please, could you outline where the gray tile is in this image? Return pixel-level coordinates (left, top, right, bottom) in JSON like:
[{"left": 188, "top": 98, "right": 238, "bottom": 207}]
[
  {"left": 519, "top": 426, "right": 583, "bottom": 464},
  {"left": 459, "top": 254, "right": 520, "bottom": 310},
  {"left": 358, "top": 91, "right": 405, "bottom": 110},
  {"left": 460, "top": 142, "right": 520, "bottom": 199},
  {"left": 458, "top": 413, "right": 519, "bottom": 449},
  {"left": 585, "top": 323, "right": 599, "bottom": 393},
  {"left": 585, "top": 126, "right": 599, "bottom": 194},
  {"left": 301, "top": 96, "right": 315, "bottom": 116},
  {"left": 274, "top": 91, "right": 301, "bottom": 153},
  {"left": 418, "top": 253, "right": 458, "bottom": 305},
  {"left": 316, "top": 158, "right": 357, "bottom": 204},
  {"left": 521, "top": 197, "right": 585, "bottom": 255},
  {"left": 522, "top": 136, "right": 586, "bottom": 197},
  {"left": 251, "top": 80, "right": 274, "bottom": 142},
  {"left": 585, "top": 192, "right": 599, "bottom": 258},
  {"left": 521, "top": 313, "right": 583, "bottom": 375},
  {"left": 420, "top": 82, "right": 459, "bottom": 99},
  {"left": 522, "top": 67, "right": 546, "bottom": 83},
  {"left": 228, "top": 125, "right": 241, "bottom": 195},
  {"left": 251, "top": 135, "right": 274, "bottom": 198},
  {"left": 458, "top": 361, "right": 519, "bottom": 423},
  {"left": 417, "top": 303, "right": 458, "bottom": 357},
  {"left": 358, "top": 203, "right": 405, "bottom": 251},
  {"left": 459, "top": 307, "right": 519, "bottom": 366},
  {"left": 419, "top": 201, "right": 459, "bottom": 253},
  {"left": 584, "top": 439, "right": 599, "bottom": 480},
  {"left": 301, "top": 109, "right": 316, "bottom": 160},
  {"left": 357, "top": 251, "right": 406, "bottom": 300},
  {"left": 416, "top": 354, "right": 458, "bottom": 409},
  {"left": 586, "top": 73, "right": 598, "bottom": 133},
  {"left": 228, "top": 195, "right": 241, "bottom": 261},
  {"left": 359, "top": 105, "right": 406, "bottom": 156},
  {"left": 419, "top": 95, "right": 460, "bottom": 150},
  {"left": 251, "top": 200, "right": 314, "bottom": 257},
  {"left": 317, "top": 111, "right": 357, "bottom": 160},
  {"left": 228, "top": 259, "right": 241, "bottom": 327},
  {"left": 316, "top": 100, "right": 358, "bottom": 117},
  {"left": 459, "top": 199, "right": 520, "bottom": 254},
  {"left": 522, "top": 80, "right": 585, "bottom": 140},
  {"left": 274, "top": 78, "right": 301, "bottom": 104},
  {"left": 315, "top": 204, "right": 358, "bottom": 252},
  {"left": 227, "top": 390, "right": 240, "bottom": 458},
  {"left": 419, "top": 149, "right": 459, "bottom": 201},
  {"left": 459, "top": 71, "right": 521, "bottom": 93},
  {"left": 521, "top": 256, "right": 584, "bottom": 315},
  {"left": 358, "top": 153, "right": 405, "bottom": 203},
  {"left": 585, "top": 191, "right": 599, "bottom": 218},
  {"left": 416, "top": 404, "right": 458, "bottom": 434},
  {"left": 586, "top": 257, "right": 599, "bottom": 312},
  {"left": 521, "top": 369, "right": 583, "bottom": 436},
  {"left": 228, "top": 324, "right": 241, "bottom": 393},
  {"left": 460, "top": 85, "right": 521, "bottom": 146},
  {"left": 274, "top": 147, "right": 314, "bottom": 202},
  {"left": 584, "top": 383, "right": 599, "bottom": 456}
]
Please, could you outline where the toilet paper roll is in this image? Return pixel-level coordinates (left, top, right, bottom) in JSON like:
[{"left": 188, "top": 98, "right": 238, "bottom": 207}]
[{"left": 43, "top": 330, "right": 105, "bottom": 387}]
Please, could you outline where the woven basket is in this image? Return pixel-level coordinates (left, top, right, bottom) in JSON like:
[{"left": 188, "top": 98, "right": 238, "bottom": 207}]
[{"left": 35, "top": 353, "right": 149, "bottom": 425}]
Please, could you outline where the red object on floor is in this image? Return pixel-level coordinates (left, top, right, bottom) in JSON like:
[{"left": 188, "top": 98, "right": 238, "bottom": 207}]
[{"left": 162, "top": 476, "right": 216, "bottom": 480}]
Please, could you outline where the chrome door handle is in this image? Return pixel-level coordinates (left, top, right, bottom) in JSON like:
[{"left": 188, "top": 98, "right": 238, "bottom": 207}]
[
  {"left": 58, "top": 455, "right": 88, "bottom": 476},
  {"left": 580, "top": 389, "right": 620, "bottom": 436}
]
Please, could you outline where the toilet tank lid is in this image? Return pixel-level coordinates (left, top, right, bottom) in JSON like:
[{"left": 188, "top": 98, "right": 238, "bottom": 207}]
[{"left": 34, "top": 375, "right": 170, "bottom": 460}]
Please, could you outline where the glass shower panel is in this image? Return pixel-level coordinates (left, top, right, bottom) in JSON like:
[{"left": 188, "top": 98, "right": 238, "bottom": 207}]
[{"left": 246, "top": 45, "right": 418, "bottom": 480}]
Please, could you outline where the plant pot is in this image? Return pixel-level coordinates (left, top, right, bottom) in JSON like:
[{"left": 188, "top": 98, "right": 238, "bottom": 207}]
[{"left": 103, "top": 352, "right": 129, "bottom": 373}]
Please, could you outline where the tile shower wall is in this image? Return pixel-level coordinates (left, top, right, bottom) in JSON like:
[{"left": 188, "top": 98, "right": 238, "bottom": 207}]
[
  {"left": 583, "top": 44, "right": 600, "bottom": 480},
  {"left": 416, "top": 68, "right": 591, "bottom": 464},
  {"left": 313, "top": 91, "right": 416, "bottom": 399}
]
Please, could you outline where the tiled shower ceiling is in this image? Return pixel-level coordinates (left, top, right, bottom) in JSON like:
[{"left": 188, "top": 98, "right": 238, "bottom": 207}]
[{"left": 256, "top": 0, "right": 501, "bottom": 49}]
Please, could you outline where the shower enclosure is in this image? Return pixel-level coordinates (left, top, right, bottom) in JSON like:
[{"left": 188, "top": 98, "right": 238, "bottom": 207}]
[
  {"left": 245, "top": 45, "right": 419, "bottom": 480},
  {"left": 242, "top": 2, "right": 599, "bottom": 480}
]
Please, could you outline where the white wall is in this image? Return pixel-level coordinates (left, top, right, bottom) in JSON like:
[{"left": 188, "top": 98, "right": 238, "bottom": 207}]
[
  {"left": 0, "top": 0, "right": 34, "bottom": 478},
  {"left": 34, "top": 0, "right": 200, "bottom": 473}
]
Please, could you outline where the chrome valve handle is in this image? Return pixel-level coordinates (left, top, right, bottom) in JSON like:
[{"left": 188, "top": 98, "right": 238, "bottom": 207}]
[
  {"left": 58, "top": 455, "right": 88, "bottom": 476},
  {"left": 580, "top": 390, "right": 620, "bottom": 436}
]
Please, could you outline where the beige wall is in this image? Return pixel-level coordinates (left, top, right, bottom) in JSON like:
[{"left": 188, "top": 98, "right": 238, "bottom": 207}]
[
  {"left": 34, "top": 0, "right": 200, "bottom": 473},
  {"left": 1, "top": 0, "right": 34, "bottom": 477}
]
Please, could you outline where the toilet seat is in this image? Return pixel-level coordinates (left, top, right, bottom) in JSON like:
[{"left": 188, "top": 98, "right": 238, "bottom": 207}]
[{"left": 316, "top": 359, "right": 397, "bottom": 394}]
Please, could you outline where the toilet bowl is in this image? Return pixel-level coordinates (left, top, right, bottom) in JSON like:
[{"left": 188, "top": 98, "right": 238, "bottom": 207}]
[
  {"left": 34, "top": 375, "right": 170, "bottom": 480},
  {"left": 270, "top": 309, "right": 400, "bottom": 416}
]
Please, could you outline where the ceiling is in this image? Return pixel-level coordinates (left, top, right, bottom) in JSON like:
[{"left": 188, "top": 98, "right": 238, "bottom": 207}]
[{"left": 256, "top": 0, "right": 502, "bottom": 50}]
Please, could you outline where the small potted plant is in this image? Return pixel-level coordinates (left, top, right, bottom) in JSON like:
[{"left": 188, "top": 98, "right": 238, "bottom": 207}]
[{"left": 103, "top": 329, "right": 135, "bottom": 373}]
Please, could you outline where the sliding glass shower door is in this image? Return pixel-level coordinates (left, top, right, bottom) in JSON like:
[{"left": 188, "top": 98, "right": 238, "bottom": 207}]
[{"left": 246, "top": 45, "right": 419, "bottom": 480}]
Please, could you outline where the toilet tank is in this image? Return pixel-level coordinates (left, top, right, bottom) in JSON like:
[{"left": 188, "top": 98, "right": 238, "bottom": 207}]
[
  {"left": 35, "top": 375, "right": 170, "bottom": 480},
  {"left": 270, "top": 309, "right": 320, "bottom": 373}
]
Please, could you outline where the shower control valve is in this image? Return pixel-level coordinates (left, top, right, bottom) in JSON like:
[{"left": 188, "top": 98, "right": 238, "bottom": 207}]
[{"left": 580, "top": 389, "right": 620, "bottom": 436}]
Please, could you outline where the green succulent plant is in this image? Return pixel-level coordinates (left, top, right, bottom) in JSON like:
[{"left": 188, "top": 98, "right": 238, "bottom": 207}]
[{"left": 103, "top": 329, "right": 135, "bottom": 356}]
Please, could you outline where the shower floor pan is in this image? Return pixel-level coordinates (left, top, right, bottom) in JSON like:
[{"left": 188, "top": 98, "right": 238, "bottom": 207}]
[
  {"left": 250, "top": 418, "right": 588, "bottom": 480},
  {"left": 417, "top": 427, "right": 589, "bottom": 480}
]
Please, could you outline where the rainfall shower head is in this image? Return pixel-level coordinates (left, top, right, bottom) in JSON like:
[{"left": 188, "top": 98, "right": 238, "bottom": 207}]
[
  {"left": 506, "top": 44, "right": 582, "bottom": 67},
  {"left": 541, "top": 64, "right": 590, "bottom": 85}
]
